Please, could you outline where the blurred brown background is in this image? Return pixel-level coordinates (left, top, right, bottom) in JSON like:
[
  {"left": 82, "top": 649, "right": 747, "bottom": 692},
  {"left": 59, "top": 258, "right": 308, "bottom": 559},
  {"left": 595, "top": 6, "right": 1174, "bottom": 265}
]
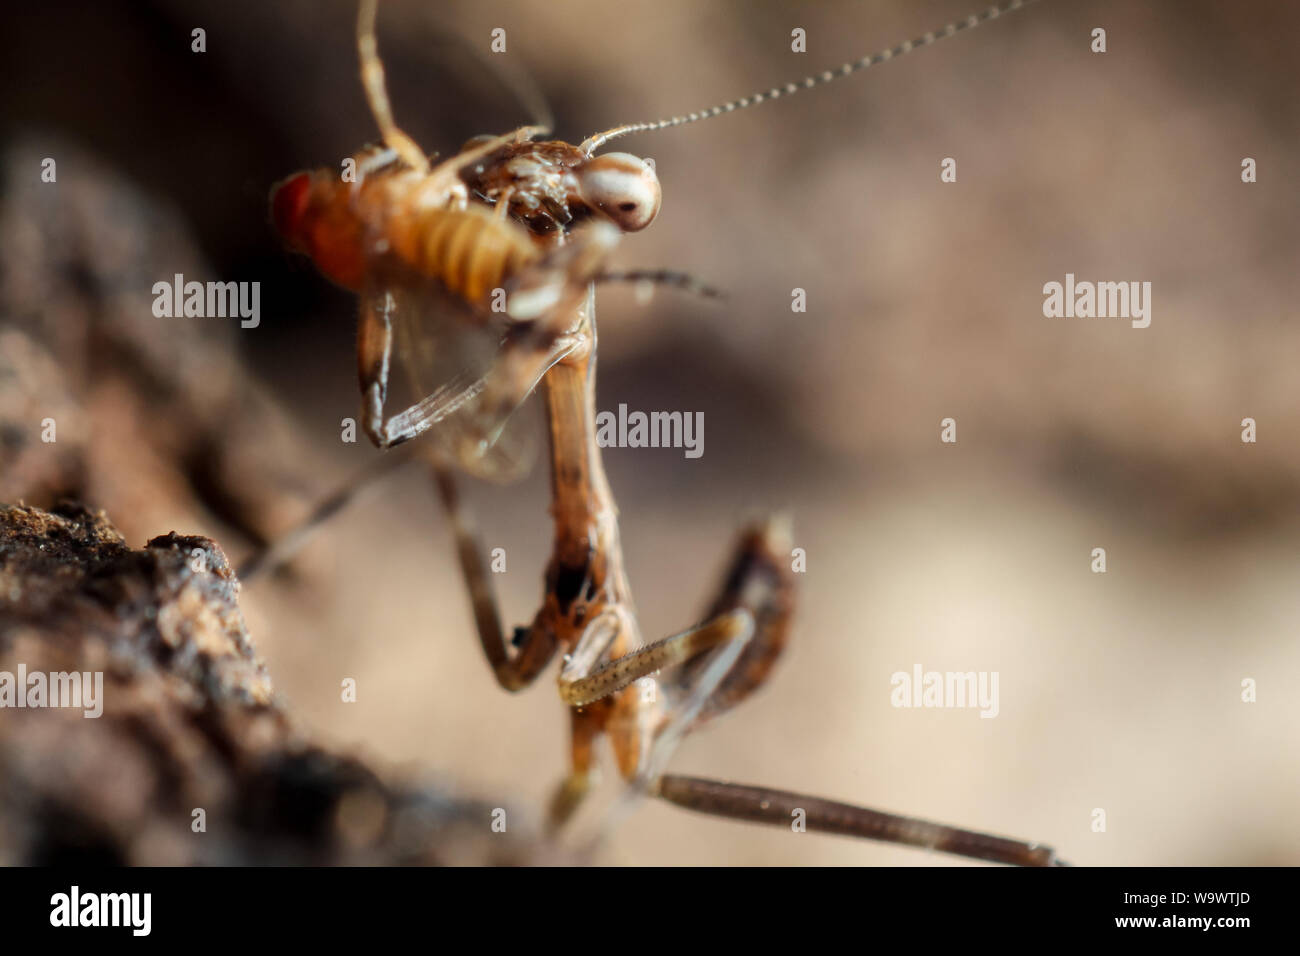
[{"left": 2, "top": 0, "right": 1297, "bottom": 865}]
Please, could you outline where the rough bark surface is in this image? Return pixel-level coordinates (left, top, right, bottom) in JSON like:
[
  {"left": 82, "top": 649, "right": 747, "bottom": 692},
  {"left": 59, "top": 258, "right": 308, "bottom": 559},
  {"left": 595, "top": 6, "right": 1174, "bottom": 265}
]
[{"left": 0, "top": 503, "right": 539, "bottom": 865}]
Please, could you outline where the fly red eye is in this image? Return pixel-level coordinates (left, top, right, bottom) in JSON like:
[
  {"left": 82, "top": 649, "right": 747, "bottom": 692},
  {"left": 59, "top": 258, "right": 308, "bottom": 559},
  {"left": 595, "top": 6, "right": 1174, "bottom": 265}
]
[{"left": 270, "top": 172, "right": 313, "bottom": 247}]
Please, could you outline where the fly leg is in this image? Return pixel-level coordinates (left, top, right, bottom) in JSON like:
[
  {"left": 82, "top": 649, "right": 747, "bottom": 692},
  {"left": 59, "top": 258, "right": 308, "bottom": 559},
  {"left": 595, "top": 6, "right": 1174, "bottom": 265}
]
[
  {"left": 357, "top": 0, "right": 429, "bottom": 173},
  {"left": 359, "top": 0, "right": 546, "bottom": 199}
]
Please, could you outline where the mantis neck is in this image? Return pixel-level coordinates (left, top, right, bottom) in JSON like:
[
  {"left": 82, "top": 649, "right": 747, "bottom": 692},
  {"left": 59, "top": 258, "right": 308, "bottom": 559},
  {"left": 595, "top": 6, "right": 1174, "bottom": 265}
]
[{"left": 542, "top": 286, "right": 635, "bottom": 623}]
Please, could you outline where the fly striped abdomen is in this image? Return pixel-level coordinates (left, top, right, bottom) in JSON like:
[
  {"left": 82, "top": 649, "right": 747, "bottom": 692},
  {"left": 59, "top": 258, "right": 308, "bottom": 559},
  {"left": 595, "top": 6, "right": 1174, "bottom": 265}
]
[
  {"left": 272, "top": 166, "right": 540, "bottom": 308},
  {"left": 388, "top": 204, "right": 538, "bottom": 307}
]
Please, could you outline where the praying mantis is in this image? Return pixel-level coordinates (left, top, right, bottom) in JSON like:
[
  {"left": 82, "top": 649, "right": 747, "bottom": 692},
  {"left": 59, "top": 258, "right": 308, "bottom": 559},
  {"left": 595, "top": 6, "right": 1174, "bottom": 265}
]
[{"left": 255, "top": 0, "right": 1062, "bottom": 866}]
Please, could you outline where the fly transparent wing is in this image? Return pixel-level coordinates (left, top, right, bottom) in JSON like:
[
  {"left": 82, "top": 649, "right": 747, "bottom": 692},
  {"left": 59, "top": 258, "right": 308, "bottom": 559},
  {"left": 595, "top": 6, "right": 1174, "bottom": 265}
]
[{"left": 373, "top": 272, "right": 538, "bottom": 481}]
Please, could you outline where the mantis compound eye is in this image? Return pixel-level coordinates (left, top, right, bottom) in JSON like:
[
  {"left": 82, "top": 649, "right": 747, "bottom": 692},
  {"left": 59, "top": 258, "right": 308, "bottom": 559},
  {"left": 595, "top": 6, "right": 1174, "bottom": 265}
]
[{"left": 575, "top": 152, "right": 661, "bottom": 232}]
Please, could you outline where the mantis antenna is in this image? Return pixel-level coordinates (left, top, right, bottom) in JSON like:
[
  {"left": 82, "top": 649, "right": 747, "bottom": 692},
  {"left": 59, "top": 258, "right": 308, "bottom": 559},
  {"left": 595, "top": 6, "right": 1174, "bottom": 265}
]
[{"left": 580, "top": 0, "right": 1043, "bottom": 154}]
